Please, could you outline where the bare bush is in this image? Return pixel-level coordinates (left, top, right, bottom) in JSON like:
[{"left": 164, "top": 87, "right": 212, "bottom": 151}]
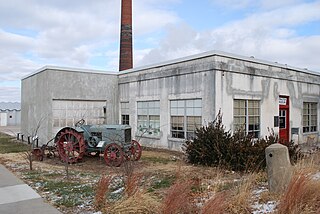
[
  {"left": 201, "top": 191, "right": 229, "bottom": 214},
  {"left": 161, "top": 179, "right": 198, "bottom": 214},
  {"left": 94, "top": 175, "right": 112, "bottom": 211},
  {"left": 277, "top": 171, "right": 320, "bottom": 214}
]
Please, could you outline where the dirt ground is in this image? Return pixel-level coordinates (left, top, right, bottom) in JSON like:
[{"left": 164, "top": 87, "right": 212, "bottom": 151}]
[{"left": 0, "top": 145, "right": 245, "bottom": 214}]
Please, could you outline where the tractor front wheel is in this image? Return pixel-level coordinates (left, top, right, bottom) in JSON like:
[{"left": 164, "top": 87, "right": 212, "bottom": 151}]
[{"left": 104, "top": 143, "right": 124, "bottom": 167}]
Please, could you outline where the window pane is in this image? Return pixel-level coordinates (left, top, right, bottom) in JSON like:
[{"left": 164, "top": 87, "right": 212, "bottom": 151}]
[
  {"left": 194, "top": 99, "right": 202, "bottom": 107},
  {"left": 186, "top": 108, "right": 194, "bottom": 116},
  {"left": 194, "top": 108, "right": 202, "bottom": 116},
  {"left": 186, "top": 100, "right": 194, "bottom": 107},
  {"left": 234, "top": 99, "right": 260, "bottom": 137},
  {"left": 303, "top": 102, "right": 318, "bottom": 133},
  {"left": 178, "top": 100, "right": 184, "bottom": 108},
  {"left": 171, "top": 100, "right": 178, "bottom": 108}
]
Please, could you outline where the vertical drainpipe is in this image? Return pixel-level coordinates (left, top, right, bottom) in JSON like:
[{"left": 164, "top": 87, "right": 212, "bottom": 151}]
[{"left": 119, "top": 0, "right": 133, "bottom": 71}]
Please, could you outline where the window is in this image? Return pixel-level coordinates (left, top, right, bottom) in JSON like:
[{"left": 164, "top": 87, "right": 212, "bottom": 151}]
[
  {"left": 170, "top": 99, "right": 202, "bottom": 139},
  {"left": 137, "top": 101, "right": 160, "bottom": 136},
  {"left": 234, "top": 99, "right": 260, "bottom": 138},
  {"left": 303, "top": 102, "right": 317, "bottom": 133},
  {"left": 121, "top": 102, "right": 129, "bottom": 125}
]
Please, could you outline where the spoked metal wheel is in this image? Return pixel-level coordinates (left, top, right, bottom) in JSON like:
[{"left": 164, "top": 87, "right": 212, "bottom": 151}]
[
  {"left": 104, "top": 143, "right": 124, "bottom": 167},
  {"left": 130, "top": 140, "right": 142, "bottom": 161},
  {"left": 55, "top": 128, "right": 85, "bottom": 163}
]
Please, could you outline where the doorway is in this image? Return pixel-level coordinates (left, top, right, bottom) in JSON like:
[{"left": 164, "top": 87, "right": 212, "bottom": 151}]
[{"left": 279, "top": 96, "right": 289, "bottom": 143}]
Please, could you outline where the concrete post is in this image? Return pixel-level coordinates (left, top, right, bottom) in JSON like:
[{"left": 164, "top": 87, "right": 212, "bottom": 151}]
[{"left": 265, "top": 143, "right": 293, "bottom": 193}]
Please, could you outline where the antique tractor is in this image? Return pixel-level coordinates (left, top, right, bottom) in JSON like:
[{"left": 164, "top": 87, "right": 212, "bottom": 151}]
[{"left": 54, "top": 119, "right": 141, "bottom": 167}]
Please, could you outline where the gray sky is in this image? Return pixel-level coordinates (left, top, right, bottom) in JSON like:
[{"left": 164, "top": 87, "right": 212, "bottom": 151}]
[{"left": 0, "top": 0, "right": 320, "bottom": 102}]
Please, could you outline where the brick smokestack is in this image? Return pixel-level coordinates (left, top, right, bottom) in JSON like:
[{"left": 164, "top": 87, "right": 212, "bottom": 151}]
[{"left": 119, "top": 0, "right": 133, "bottom": 71}]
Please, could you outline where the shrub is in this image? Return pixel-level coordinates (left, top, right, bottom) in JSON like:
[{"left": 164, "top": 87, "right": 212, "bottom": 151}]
[
  {"left": 160, "top": 179, "right": 198, "bottom": 214},
  {"left": 183, "top": 110, "right": 232, "bottom": 167},
  {"left": 184, "top": 111, "right": 300, "bottom": 171}
]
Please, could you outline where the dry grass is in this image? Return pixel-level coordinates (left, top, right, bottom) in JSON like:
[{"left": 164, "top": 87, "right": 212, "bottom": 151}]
[
  {"left": 161, "top": 179, "right": 198, "bottom": 214},
  {"left": 277, "top": 170, "right": 320, "bottom": 214},
  {"left": 201, "top": 191, "right": 229, "bottom": 214},
  {"left": 225, "top": 173, "right": 257, "bottom": 213},
  {"left": 108, "top": 191, "right": 161, "bottom": 214},
  {"left": 125, "top": 172, "right": 143, "bottom": 197},
  {"left": 94, "top": 175, "right": 112, "bottom": 211}
]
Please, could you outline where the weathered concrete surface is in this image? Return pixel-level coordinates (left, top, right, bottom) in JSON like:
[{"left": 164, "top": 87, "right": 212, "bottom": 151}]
[
  {"left": 22, "top": 51, "right": 320, "bottom": 150},
  {"left": 265, "top": 143, "right": 293, "bottom": 193},
  {"left": 21, "top": 66, "right": 119, "bottom": 145}
]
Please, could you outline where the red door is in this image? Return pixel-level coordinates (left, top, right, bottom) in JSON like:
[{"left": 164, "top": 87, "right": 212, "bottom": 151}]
[{"left": 279, "top": 96, "right": 289, "bottom": 143}]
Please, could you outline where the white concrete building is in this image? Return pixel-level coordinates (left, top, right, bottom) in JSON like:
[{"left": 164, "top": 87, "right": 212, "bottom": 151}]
[
  {"left": 21, "top": 51, "right": 320, "bottom": 149},
  {"left": 21, "top": 66, "right": 118, "bottom": 141},
  {"left": 0, "top": 102, "right": 21, "bottom": 126}
]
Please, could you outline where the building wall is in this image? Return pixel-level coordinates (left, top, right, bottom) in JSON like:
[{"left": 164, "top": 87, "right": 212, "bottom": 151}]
[
  {"left": 0, "top": 112, "right": 7, "bottom": 126},
  {"left": 21, "top": 52, "right": 320, "bottom": 150},
  {"left": 21, "top": 67, "right": 119, "bottom": 144},
  {"left": 119, "top": 53, "right": 320, "bottom": 150},
  {"left": 119, "top": 56, "right": 216, "bottom": 149},
  {"left": 5, "top": 110, "right": 21, "bottom": 126},
  {"left": 214, "top": 56, "right": 320, "bottom": 145}
]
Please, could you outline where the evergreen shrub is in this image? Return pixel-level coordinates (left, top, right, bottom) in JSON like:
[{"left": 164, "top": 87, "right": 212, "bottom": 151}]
[{"left": 183, "top": 111, "right": 300, "bottom": 171}]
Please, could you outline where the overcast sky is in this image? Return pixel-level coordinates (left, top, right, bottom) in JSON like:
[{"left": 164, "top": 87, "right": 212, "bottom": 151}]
[{"left": 0, "top": 0, "right": 320, "bottom": 102}]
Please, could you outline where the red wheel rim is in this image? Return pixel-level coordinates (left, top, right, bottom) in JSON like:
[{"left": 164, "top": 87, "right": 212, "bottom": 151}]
[
  {"left": 55, "top": 128, "right": 85, "bottom": 163},
  {"left": 104, "top": 143, "right": 124, "bottom": 167},
  {"left": 130, "top": 140, "right": 142, "bottom": 161}
]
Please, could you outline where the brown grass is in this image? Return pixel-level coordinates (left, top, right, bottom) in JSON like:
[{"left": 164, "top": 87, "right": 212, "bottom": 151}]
[
  {"left": 201, "top": 191, "right": 229, "bottom": 214},
  {"left": 225, "top": 173, "right": 257, "bottom": 213},
  {"left": 277, "top": 171, "right": 320, "bottom": 214},
  {"left": 94, "top": 175, "right": 111, "bottom": 211},
  {"left": 161, "top": 179, "right": 198, "bottom": 214},
  {"left": 108, "top": 191, "right": 161, "bottom": 214},
  {"left": 125, "top": 172, "right": 143, "bottom": 197}
]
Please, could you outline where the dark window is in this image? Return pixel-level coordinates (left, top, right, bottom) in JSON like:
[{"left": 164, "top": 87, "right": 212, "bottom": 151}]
[{"left": 122, "top": 115, "right": 129, "bottom": 125}]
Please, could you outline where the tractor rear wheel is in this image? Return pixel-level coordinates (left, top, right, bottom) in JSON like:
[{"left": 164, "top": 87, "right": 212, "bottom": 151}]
[
  {"left": 104, "top": 143, "right": 124, "bottom": 167},
  {"left": 130, "top": 140, "right": 142, "bottom": 161},
  {"left": 55, "top": 128, "right": 85, "bottom": 163}
]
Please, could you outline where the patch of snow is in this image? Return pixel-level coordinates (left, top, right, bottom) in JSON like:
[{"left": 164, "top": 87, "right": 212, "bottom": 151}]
[
  {"left": 111, "top": 187, "right": 124, "bottom": 194},
  {"left": 252, "top": 186, "right": 268, "bottom": 196},
  {"left": 251, "top": 201, "right": 277, "bottom": 214},
  {"left": 312, "top": 172, "right": 320, "bottom": 180}
]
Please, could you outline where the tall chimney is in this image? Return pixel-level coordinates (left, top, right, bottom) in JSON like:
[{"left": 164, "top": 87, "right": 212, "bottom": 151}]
[{"left": 119, "top": 0, "right": 133, "bottom": 71}]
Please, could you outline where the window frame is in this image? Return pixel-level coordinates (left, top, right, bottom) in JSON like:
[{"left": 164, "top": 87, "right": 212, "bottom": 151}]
[
  {"left": 170, "top": 99, "right": 202, "bottom": 139},
  {"left": 137, "top": 101, "right": 160, "bottom": 136},
  {"left": 303, "top": 102, "right": 318, "bottom": 133},
  {"left": 120, "top": 102, "right": 130, "bottom": 125},
  {"left": 233, "top": 99, "right": 260, "bottom": 138}
]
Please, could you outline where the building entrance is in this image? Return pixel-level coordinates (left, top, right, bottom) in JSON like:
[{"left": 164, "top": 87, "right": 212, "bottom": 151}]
[{"left": 279, "top": 96, "right": 289, "bottom": 143}]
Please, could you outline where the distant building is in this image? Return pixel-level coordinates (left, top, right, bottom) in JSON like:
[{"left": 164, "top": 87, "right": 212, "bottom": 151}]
[
  {"left": 21, "top": 51, "right": 320, "bottom": 149},
  {"left": 0, "top": 102, "right": 21, "bottom": 126}
]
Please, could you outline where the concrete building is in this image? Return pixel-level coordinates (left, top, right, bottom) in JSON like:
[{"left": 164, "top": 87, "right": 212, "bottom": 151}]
[
  {"left": 0, "top": 102, "right": 21, "bottom": 126},
  {"left": 21, "top": 51, "right": 320, "bottom": 149},
  {"left": 21, "top": 66, "right": 118, "bottom": 141}
]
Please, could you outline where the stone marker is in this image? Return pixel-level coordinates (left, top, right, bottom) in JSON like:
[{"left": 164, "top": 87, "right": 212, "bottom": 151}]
[{"left": 265, "top": 143, "right": 293, "bottom": 193}]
